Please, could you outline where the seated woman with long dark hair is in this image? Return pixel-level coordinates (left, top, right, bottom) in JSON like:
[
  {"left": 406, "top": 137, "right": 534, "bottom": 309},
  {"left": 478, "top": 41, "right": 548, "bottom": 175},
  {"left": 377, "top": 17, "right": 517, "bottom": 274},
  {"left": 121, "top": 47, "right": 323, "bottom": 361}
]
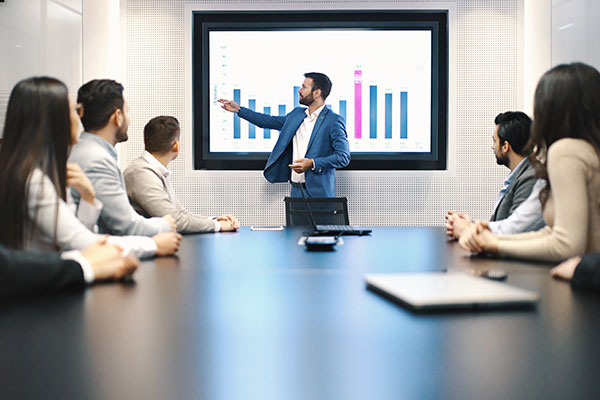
[
  {"left": 459, "top": 62, "right": 600, "bottom": 262},
  {"left": 0, "top": 77, "right": 181, "bottom": 257}
]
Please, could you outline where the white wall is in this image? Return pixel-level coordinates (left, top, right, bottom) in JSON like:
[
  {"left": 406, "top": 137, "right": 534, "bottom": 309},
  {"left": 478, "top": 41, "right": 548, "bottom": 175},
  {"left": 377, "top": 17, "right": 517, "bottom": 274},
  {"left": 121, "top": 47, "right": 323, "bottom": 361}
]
[
  {"left": 0, "top": 0, "right": 82, "bottom": 136},
  {"left": 551, "top": 0, "right": 600, "bottom": 69},
  {"left": 523, "top": 0, "right": 551, "bottom": 114},
  {"left": 521, "top": 0, "right": 600, "bottom": 113},
  {"left": 81, "top": 0, "right": 121, "bottom": 82}
]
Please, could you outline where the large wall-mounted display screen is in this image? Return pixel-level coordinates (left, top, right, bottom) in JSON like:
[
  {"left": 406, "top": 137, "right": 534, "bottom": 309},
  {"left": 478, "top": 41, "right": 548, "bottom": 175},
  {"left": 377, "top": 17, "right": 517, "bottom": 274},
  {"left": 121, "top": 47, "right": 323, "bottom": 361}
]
[{"left": 193, "top": 11, "right": 448, "bottom": 170}]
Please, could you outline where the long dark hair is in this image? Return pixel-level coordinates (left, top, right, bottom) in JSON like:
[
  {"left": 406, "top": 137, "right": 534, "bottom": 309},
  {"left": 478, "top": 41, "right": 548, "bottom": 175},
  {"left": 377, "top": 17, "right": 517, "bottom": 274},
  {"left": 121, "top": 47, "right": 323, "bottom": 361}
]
[
  {"left": 0, "top": 77, "right": 71, "bottom": 249},
  {"left": 526, "top": 62, "right": 600, "bottom": 205}
]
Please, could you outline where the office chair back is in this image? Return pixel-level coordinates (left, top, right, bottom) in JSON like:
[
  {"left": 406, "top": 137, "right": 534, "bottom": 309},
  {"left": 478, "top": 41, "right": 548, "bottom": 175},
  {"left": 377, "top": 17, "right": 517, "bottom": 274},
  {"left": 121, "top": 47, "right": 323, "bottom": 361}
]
[{"left": 284, "top": 196, "right": 350, "bottom": 227}]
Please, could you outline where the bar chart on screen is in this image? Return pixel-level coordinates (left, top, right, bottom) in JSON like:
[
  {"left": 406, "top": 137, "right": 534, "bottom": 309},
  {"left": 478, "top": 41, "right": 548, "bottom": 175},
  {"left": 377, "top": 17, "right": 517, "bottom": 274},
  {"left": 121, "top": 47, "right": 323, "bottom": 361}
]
[{"left": 209, "top": 30, "right": 432, "bottom": 154}]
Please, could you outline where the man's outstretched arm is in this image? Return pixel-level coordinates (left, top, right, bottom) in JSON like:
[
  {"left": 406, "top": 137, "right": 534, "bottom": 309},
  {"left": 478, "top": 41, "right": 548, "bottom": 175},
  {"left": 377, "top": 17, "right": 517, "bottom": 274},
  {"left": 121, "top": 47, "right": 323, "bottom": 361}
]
[{"left": 219, "top": 98, "right": 287, "bottom": 130}]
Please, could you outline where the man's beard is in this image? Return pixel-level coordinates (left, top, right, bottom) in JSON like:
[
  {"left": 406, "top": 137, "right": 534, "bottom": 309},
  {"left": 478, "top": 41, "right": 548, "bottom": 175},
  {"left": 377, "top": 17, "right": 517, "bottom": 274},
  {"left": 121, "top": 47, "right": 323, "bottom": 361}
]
[
  {"left": 495, "top": 152, "right": 509, "bottom": 167},
  {"left": 115, "top": 125, "right": 128, "bottom": 143},
  {"left": 299, "top": 92, "right": 314, "bottom": 106}
]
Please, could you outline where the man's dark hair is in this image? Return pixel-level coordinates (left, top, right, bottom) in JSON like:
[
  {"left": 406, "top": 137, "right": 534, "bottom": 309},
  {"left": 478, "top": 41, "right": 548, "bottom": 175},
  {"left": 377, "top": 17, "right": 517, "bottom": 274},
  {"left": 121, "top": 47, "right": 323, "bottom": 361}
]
[
  {"left": 77, "top": 79, "right": 124, "bottom": 131},
  {"left": 494, "top": 111, "right": 532, "bottom": 156},
  {"left": 144, "top": 116, "right": 180, "bottom": 154},
  {"left": 304, "top": 72, "right": 332, "bottom": 100}
]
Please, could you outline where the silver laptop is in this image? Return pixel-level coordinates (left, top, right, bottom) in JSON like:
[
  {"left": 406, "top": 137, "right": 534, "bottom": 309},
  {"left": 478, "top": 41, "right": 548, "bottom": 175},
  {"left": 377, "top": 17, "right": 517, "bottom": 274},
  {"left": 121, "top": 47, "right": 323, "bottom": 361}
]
[{"left": 365, "top": 272, "right": 539, "bottom": 311}]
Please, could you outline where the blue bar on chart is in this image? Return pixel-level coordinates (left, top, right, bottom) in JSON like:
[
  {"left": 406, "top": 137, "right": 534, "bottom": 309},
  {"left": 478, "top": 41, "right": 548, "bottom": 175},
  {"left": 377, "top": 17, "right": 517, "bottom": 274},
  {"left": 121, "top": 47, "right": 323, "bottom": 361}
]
[
  {"left": 370, "top": 85, "right": 377, "bottom": 139},
  {"left": 279, "top": 104, "right": 286, "bottom": 116},
  {"left": 263, "top": 106, "right": 271, "bottom": 139},
  {"left": 385, "top": 93, "right": 392, "bottom": 139},
  {"left": 233, "top": 89, "right": 241, "bottom": 139},
  {"left": 294, "top": 86, "right": 300, "bottom": 107},
  {"left": 248, "top": 99, "right": 256, "bottom": 139},
  {"left": 400, "top": 91, "right": 408, "bottom": 139},
  {"left": 339, "top": 100, "right": 347, "bottom": 122}
]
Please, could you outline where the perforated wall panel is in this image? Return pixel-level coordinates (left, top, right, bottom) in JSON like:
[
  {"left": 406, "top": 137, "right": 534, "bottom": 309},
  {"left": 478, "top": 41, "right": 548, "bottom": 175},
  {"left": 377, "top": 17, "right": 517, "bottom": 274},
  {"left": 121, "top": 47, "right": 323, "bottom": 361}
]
[{"left": 121, "top": 0, "right": 520, "bottom": 226}]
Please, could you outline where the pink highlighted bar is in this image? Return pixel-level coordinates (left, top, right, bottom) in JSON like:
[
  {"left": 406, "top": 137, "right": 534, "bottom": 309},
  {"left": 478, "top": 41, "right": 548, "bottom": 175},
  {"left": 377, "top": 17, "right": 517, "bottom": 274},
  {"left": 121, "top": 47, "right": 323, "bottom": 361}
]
[{"left": 354, "top": 70, "right": 362, "bottom": 139}]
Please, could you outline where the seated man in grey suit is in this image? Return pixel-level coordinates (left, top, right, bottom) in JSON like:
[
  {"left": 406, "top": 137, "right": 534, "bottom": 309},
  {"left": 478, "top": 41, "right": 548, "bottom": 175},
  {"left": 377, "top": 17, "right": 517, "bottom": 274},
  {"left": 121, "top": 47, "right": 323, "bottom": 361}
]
[
  {"left": 69, "top": 79, "right": 176, "bottom": 236},
  {"left": 124, "top": 116, "right": 240, "bottom": 233},
  {"left": 446, "top": 111, "right": 545, "bottom": 239}
]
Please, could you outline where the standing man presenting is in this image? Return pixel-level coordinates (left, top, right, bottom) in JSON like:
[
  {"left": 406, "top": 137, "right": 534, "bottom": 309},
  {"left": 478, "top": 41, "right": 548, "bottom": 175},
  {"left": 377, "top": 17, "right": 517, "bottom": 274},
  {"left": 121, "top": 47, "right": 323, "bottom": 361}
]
[{"left": 219, "top": 72, "right": 350, "bottom": 197}]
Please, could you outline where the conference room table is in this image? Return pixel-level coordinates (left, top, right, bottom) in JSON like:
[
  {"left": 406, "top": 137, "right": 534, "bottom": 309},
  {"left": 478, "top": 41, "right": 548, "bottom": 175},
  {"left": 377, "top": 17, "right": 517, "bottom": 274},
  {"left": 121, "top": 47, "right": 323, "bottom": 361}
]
[{"left": 1, "top": 226, "right": 599, "bottom": 400}]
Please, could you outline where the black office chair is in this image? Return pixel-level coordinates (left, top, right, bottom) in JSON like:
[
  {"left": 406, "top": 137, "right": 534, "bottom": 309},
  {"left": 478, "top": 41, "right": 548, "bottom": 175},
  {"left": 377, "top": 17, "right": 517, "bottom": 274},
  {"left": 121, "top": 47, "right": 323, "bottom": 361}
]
[{"left": 284, "top": 196, "right": 350, "bottom": 227}]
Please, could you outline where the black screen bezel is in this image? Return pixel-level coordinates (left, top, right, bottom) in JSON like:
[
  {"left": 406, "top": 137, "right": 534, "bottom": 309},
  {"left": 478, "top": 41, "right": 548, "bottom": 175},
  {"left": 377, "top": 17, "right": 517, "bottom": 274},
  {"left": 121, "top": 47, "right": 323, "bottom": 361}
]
[{"left": 193, "top": 10, "right": 448, "bottom": 170}]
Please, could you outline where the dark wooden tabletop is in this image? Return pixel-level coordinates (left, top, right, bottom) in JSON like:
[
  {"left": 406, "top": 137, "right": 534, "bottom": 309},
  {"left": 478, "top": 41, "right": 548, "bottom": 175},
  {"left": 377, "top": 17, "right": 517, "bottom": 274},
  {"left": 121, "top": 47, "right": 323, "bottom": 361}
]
[{"left": 1, "top": 226, "right": 599, "bottom": 400}]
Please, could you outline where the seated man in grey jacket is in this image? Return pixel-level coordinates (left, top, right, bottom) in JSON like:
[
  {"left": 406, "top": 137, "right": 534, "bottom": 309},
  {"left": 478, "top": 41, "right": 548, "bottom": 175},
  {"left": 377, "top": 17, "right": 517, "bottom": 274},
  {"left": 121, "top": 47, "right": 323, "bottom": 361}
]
[
  {"left": 69, "top": 79, "right": 176, "bottom": 236},
  {"left": 124, "top": 116, "right": 240, "bottom": 233},
  {"left": 446, "top": 111, "right": 545, "bottom": 239}
]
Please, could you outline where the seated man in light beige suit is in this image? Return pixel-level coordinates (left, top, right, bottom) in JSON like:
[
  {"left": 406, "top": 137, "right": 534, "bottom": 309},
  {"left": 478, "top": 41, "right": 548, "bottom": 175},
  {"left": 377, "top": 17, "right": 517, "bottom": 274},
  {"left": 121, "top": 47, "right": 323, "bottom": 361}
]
[{"left": 124, "top": 116, "right": 240, "bottom": 233}]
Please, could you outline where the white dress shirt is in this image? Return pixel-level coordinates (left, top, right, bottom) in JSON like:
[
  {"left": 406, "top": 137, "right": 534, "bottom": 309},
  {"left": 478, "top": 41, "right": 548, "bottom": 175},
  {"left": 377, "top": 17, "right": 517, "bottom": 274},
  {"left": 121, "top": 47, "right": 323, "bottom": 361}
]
[
  {"left": 291, "top": 104, "right": 325, "bottom": 183},
  {"left": 488, "top": 179, "right": 547, "bottom": 235}
]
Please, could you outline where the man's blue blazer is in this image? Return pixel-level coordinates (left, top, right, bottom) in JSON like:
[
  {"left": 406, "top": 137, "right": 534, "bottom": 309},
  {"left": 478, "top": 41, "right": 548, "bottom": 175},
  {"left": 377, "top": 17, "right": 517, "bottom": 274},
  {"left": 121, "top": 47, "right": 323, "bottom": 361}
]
[{"left": 237, "top": 106, "right": 351, "bottom": 197}]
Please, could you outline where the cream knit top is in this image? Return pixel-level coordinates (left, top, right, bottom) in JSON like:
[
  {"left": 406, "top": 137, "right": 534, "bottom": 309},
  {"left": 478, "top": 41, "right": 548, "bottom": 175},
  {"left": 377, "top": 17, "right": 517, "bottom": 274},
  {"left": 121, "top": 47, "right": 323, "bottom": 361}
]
[{"left": 498, "top": 138, "right": 600, "bottom": 262}]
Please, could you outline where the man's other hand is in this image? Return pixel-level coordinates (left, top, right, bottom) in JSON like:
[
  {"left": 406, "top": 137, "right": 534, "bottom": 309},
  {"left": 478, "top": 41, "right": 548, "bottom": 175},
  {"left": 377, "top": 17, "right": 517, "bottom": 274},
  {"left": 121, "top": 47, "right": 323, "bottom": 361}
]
[
  {"left": 445, "top": 211, "right": 472, "bottom": 239},
  {"left": 82, "top": 237, "right": 139, "bottom": 281},
  {"left": 152, "top": 232, "right": 182, "bottom": 256},
  {"left": 288, "top": 158, "right": 314, "bottom": 174},
  {"left": 217, "top": 214, "right": 240, "bottom": 231}
]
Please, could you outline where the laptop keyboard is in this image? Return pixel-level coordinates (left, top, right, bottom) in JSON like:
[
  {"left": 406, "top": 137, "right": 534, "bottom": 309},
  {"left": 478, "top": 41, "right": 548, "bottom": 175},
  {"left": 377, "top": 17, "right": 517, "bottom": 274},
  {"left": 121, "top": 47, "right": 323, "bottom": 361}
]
[{"left": 316, "top": 225, "right": 363, "bottom": 231}]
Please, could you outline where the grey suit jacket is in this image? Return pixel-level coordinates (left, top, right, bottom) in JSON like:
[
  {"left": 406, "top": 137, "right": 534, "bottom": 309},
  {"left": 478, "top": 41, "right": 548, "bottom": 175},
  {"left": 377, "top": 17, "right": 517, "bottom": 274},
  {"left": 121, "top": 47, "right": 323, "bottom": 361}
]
[
  {"left": 491, "top": 158, "right": 537, "bottom": 221},
  {"left": 69, "top": 132, "right": 171, "bottom": 236},
  {"left": 123, "top": 155, "right": 216, "bottom": 233}
]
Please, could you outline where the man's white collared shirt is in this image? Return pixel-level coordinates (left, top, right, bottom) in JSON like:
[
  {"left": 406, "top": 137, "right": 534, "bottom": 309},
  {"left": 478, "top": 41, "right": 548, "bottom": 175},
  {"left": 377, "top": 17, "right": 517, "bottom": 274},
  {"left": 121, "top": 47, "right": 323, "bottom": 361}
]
[{"left": 291, "top": 104, "right": 325, "bottom": 183}]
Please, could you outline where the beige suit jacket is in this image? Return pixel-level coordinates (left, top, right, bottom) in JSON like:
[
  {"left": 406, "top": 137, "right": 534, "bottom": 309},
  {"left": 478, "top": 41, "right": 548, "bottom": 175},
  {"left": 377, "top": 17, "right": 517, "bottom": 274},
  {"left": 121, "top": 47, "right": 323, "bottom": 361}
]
[{"left": 124, "top": 155, "right": 216, "bottom": 233}]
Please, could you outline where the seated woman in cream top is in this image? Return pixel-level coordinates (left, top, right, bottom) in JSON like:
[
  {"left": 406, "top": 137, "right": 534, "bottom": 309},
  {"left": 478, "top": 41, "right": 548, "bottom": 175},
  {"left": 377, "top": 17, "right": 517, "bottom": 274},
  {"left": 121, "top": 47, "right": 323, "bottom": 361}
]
[
  {"left": 0, "top": 77, "right": 181, "bottom": 258},
  {"left": 459, "top": 62, "right": 600, "bottom": 262}
]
